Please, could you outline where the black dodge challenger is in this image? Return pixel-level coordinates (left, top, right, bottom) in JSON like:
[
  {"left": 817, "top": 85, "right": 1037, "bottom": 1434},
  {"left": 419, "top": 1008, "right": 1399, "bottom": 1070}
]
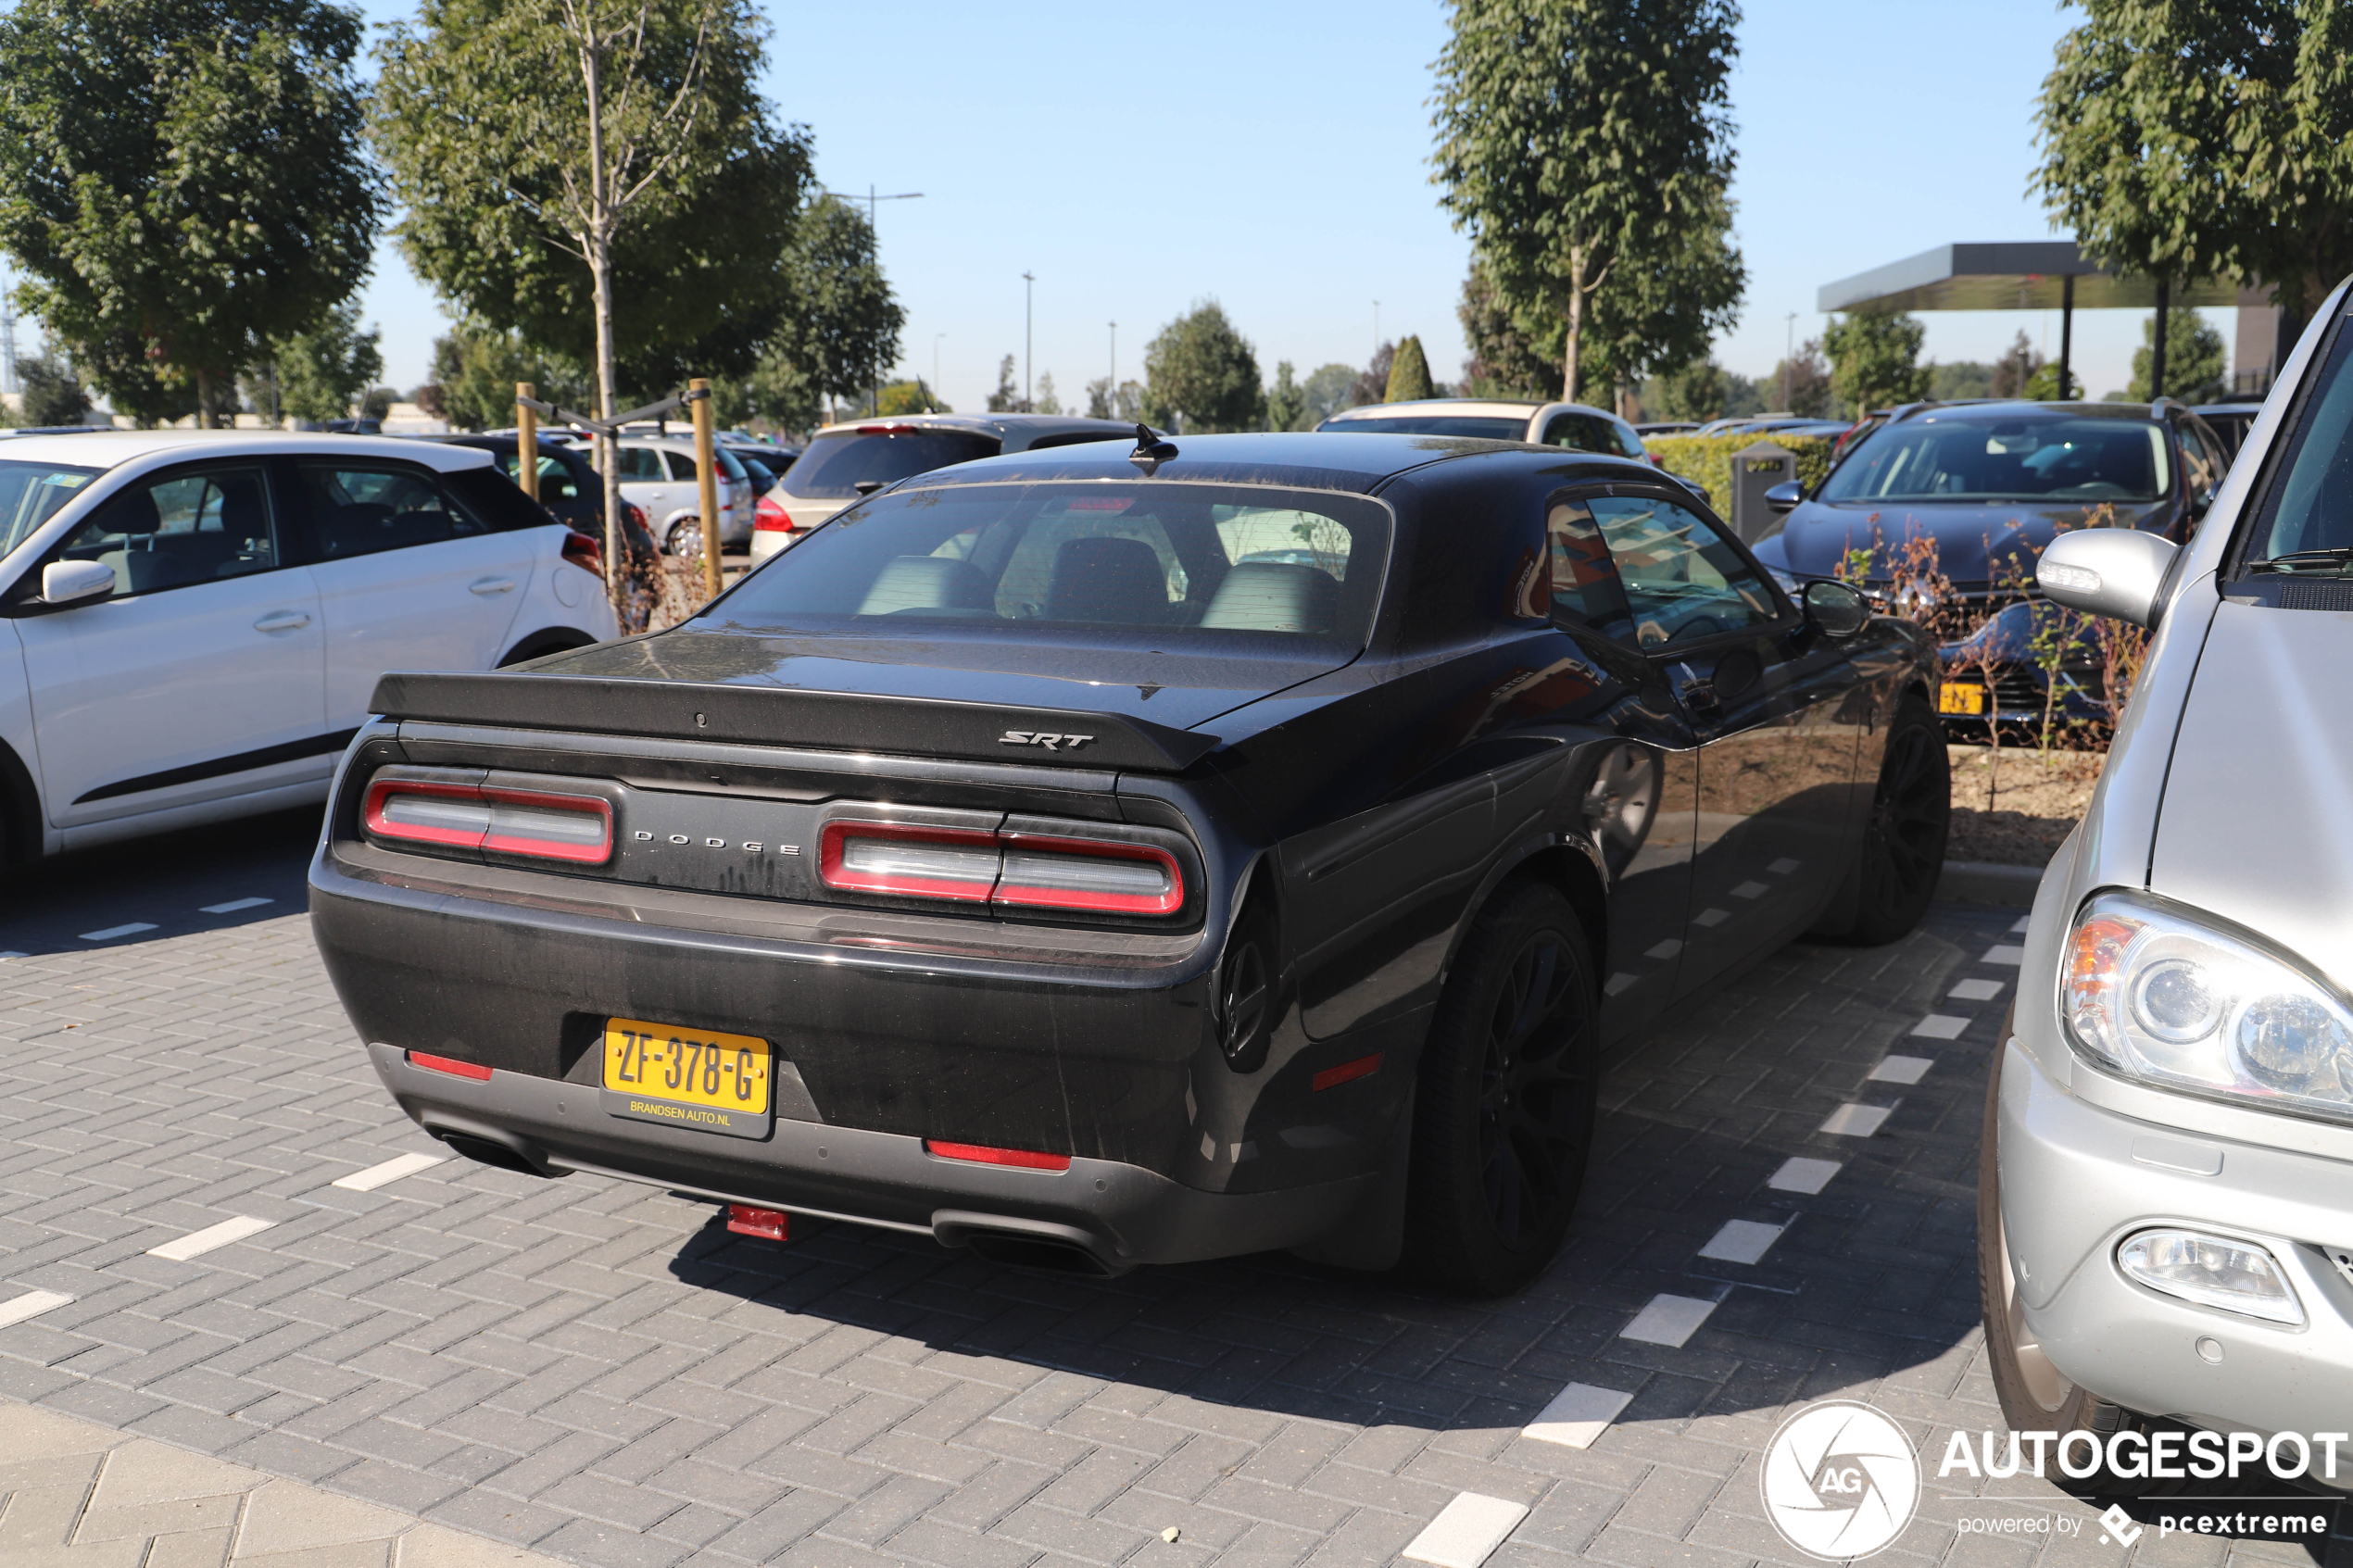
[{"left": 311, "top": 432, "right": 1949, "bottom": 1294}]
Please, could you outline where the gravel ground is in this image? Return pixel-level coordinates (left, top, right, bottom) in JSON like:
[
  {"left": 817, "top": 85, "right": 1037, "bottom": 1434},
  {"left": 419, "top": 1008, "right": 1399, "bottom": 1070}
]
[{"left": 1944, "top": 746, "right": 2104, "bottom": 867}]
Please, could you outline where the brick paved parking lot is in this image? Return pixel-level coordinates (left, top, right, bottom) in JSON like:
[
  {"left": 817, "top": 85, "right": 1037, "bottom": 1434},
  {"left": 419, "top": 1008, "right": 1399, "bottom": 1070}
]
[{"left": 1, "top": 811, "right": 2341, "bottom": 1568}]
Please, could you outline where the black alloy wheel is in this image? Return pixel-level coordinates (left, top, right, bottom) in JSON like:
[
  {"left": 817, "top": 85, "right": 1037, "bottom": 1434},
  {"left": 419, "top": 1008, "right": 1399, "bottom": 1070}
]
[
  {"left": 1402, "top": 881, "right": 1600, "bottom": 1295},
  {"left": 1846, "top": 695, "right": 1950, "bottom": 945}
]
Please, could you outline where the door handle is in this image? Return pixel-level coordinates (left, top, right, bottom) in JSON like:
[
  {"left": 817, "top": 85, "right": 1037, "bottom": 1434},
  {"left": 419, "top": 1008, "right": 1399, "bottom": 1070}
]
[
  {"left": 469, "top": 576, "right": 517, "bottom": 596},
  {"left": 252, "top": 611, "right": 311, "bottom": 634}
]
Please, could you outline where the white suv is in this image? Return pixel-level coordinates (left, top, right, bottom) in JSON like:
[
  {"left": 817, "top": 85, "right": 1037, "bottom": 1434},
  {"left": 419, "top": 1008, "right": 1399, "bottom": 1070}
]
[
  {"left": 0, "top": 432, "right": 617, "bottom": 859},
  {"left": 611, "top": 436, "right": 749, "bottom": 558}
]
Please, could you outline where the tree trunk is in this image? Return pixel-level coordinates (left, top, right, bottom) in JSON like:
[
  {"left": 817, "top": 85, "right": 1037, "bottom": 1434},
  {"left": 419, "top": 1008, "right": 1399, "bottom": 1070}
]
[
  {"left": 581, "top": 27, "right": 627, "bottom": 625},
  {"left": 1562, "top": 246, "right": 1584, "bottom": 407},
  {"left": 196, "top": 367, "right": 216, "bottom": 430}
]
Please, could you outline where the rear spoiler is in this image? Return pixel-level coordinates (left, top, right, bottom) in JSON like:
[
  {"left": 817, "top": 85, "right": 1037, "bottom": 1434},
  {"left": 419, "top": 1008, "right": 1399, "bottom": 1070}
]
[{"left": 368, "top": 671, "right": 1220, "bottom": 772}]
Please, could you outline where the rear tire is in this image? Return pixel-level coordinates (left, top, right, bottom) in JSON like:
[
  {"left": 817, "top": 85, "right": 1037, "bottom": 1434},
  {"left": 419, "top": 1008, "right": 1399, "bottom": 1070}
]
[
  {"left": 1400, "top": 882, "right": 1599, "bottom": 1296},
  {"left": 666, "top": 519, "right": 702, "bottom": 559},
  {"left": 1842, "top": 694, "right": 1949, "bottom": 944}
]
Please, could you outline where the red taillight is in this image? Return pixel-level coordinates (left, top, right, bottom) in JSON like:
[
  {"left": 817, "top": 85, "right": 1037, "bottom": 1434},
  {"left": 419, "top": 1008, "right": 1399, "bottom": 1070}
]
[
  {"left": 408, "top": 1050, "right": 492, "bottom": 1081},
  {"left": 726, "top": 1204, "right": 790, "bottom": 1240},
  {"left": 817, "top": 821, "right": 1184, "bottom": 915},
  {"left": 625, "top": 502, "right": 648, "bottom": 531},
  {"left": 365, "top": 778, "right": 613, "bottom": 864},
  {"left": 924, "top": 1139, "right": 1072, "bottom": 1172},
  {"left": 819, "top": 820, "right": 1000, "bottom": 901},
  {"left": 755, "top": 495, "right": 793, "bottom": 533},
  {"left": 561, "top": 529, "right": 604, "bottom": 576}
]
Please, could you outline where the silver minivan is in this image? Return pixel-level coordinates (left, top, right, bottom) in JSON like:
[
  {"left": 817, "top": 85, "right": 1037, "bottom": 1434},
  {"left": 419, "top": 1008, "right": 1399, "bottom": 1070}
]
[{"left": 1983, "top": 274, "right": 2353, "bottom": 1474}]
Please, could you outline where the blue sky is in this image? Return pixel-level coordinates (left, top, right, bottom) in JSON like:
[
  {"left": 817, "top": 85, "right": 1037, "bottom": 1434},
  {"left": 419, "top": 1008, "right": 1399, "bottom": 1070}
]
[{"left": 344, "top": 0, "right": 2225, "bottom": 412}]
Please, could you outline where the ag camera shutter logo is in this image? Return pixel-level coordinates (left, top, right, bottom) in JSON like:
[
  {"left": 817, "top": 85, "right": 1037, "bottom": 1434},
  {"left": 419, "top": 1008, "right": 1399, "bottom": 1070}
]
[{"left": 1760, "top": 1400, "right": 1920, "bottom": 1560}]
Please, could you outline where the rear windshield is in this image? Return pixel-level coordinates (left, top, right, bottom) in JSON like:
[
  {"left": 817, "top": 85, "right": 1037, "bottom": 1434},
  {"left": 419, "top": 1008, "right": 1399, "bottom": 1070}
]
[
  {"left": 2244, "top": 317, "right": 2353, "bottom": 571},
  {"left": 0, "top": 460, "right": 102, "bottom": 554},
  {"left": 780, "top": 429, "right": 998, "bottom": 499},
  {"left": 1820, "top": 413, "right": 2171, "bottom": 503},
  {"left": 1320, "top": 414, "right": 1525, "bottom": 441},
  {"left": 717, "top": 482, "right": 1390, "bottom": 650}
]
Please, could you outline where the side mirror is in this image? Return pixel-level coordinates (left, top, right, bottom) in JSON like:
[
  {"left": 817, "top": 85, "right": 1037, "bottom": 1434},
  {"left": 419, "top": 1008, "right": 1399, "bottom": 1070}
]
[
  {"left": 42, "top": 559, "right": 115, "bottom": 606},
  {"left": 2038, "top": 528, "right": 2178, "bottom": 628},
  {"left": 1802, "top": 579, "right": 1869, "bottom": 637},
  {"left": 1764, "top": 481, "right": 1804, "bottom": 514}
]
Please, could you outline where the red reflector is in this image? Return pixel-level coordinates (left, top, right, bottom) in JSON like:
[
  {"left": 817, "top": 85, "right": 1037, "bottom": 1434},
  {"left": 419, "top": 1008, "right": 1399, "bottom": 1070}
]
[
  {"left": 365, "top": 778, "right": 613, "bottom": 865},
  {"left": 408, "top": 1050, "right": 492, "bottom": 1081},
  {"left": 725, "top": 1204, "right": 790, "bottom": 1240},
  {"left": 819, "top": 820, "right": 1000, "bottom": 902},
  {"left": 1311, "top": 1053, "right": 1382, "bottom": 1092},
  {"left": 924, "top": 1139, "right": 1072, "bottom": 1172}
]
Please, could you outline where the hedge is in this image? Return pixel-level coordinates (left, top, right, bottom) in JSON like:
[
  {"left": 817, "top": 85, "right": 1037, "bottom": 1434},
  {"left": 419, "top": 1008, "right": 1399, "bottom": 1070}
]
[{"left": 1644, "top": 433, "right": 1839, "bottom": 519}]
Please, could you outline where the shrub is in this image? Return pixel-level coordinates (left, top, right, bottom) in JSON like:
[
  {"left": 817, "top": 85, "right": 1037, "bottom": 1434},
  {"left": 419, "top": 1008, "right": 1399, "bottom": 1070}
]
[{"left": 1643, "top": 433, "right": 1838, "bottom": 518}]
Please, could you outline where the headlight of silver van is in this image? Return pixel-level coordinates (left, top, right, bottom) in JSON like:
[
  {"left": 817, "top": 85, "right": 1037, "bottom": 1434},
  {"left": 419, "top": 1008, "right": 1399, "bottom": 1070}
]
[{"left": 2064, "top": 892, "right": 2353, "bottom": 1122}]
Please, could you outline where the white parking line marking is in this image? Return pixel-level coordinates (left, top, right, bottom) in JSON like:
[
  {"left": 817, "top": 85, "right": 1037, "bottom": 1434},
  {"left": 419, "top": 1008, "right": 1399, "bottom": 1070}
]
[
  {"left": 1523, "top": 1382, "right": 1634, "bottom": 1449},
  {"left": 0, "top": 1289, "right": 73, "bottom": 1329},
  {"left": 1950, "top": 977, "right": 2006, "bottom": 1001},
  {"left": 1769, "top": 858, "right": 1802, "bottom": 873},
  {"left": 1692, "top": 908, "right": 1730, "bottom": 928},
  {"left": 1984, "top": 944, "right": 2026, "bottom": 965},
  {"left": 147, "top": 1216, "right": 276, "bottom": 1261},
  {"left": 1621, "top": 1293, "right": 1718, "bottom": 1347},
  {"left": 1698, "top": 1219, "right": 1786, "bottom": 1264},
  {"left": 1604, "top": 972, "right": 1638, "bottom": 996},
  {"left": 1645, "top": 938, "right": 1683, "bottom": 960},
  {"left": 1403, "top": 1493, "right": 1530, "bottom": 1568},
  {"left": 1819, "top": 1103, "right": 1894, "bottom": 1137},
  {"left": 79, "top": 922, "right": 157, "bottom": 942},
  {"left": 1869, "top": 1056, "right": 1934, "bottom": 1085},
  {"left": 1768, "top": 1157, "right": 1842, "bottom": 1194},
  {"left": 1910, "top": 1014, "right": 1969, "bottom": 1039},
  {"left": 200, "top": 897, "right": 273, "bottom": 914},
  {"left": 2010, "top": 916, "right": 2030, "bottom": 934},
  {"left": 331, "top": 1152, "right": 445, "bottom": 1192}
]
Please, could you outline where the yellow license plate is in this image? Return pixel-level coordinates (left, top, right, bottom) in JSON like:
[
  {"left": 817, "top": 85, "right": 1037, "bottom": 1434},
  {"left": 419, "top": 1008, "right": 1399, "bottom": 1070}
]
[
  {"left": 1938, "top": 682, "right": 1986, "bottom": 715},
  {"left": 602, "top": 1018, "right": 771, "bottom": 1137}
]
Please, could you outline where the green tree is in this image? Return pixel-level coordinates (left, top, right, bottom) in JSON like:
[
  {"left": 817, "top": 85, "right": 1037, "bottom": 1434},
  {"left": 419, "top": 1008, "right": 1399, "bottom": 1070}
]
[
  {"left": 2127, "top": 310, "right": 2227, "bottom": 400},
  {"left": 14, "top": 345, "right": 90, "bottom": 427},
  {"left": 1766, "top": 340, "right": 1831, "bottom": 417},
  {"left": 2034, "top": 0, "right": 2353, "bottom": 334},
  {"left": 1989, "top": 331, "right": 2045, "bottom": 399},
  {"left": 375, "top": 0, "right": 810, "bottom": 597},
  {"left": 1350, "top": 343, "right": 1398, "bottom": 409},
  {"left": 1302, "top": 363, "right": 1363, "bottom": 425},
  {"left": 1033, "top": 372, "right": 1062, "bottom": 416},
  {"left": 272, "top": 301, "right": 384, "bottom": 425},
  {"left": 874, "top": 379, "right": 944, "bottom": 416},
  {"left": 1457, "top": 262, "right": 1559, "bottom": 399},
  {"left": 1650, "top": 358, "right": 1723, "bottom": 421},
  {"left": 1142, "top": 302, "right": 1264, "bottom": 433},
  {"left": 1432, "top": 0, "right": 1746, "bottom": 404},
  {"left": 1385, "top": 336, "right": 1436, "bottom": 402},
  {"left": 1821, "top": 313, "right": 1930, "bottom": 415},
  {"left": 0, "top": 0, "right": 382, "bottom": 427},
  {"left": 986, "top": 355, "right": 1021, "bottom": 413},
  {"left": 431, "top": 327, "right": 591, "bottom": 433},
  {"left": 1265, "top": 362, "right": 1308, "bottom": 431},
  {"left": 1931, "top": 360, "right": 1996, "bottom": 401}
]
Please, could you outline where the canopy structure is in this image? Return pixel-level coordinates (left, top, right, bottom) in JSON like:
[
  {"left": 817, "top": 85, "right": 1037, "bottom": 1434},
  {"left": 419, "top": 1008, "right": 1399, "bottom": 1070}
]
[{"left": 1817, "top": 243, "right": 2241, "bottom": 400}]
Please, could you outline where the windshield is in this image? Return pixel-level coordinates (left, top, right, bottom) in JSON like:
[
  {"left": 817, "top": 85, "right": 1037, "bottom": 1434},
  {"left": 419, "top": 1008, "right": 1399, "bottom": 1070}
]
[
  {"left": 716, "top": 482, "right": 1390, "bottom": 650},
  {"left": 1319, "top": 414, "right": 1526, "bottom": 441},
  {"left": 2245, "top": 319, "right": 2353, "bottom": 571},
  {"left": 780, "top": 429, "right": 998, "bottom": 499},
  {"left": 0, "top": 461, "right": 101, "bottom": 554},
  {"left": 1819, "top": 415, "right": 2171, "bottom": 503}
]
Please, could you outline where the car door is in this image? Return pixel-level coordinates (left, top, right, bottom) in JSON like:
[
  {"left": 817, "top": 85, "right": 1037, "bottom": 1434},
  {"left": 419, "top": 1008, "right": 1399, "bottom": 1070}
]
[
  {"left": 15, "top": 461, "right": 329, "bottom": 829},
  {"left": 296, "top": 458, "right": 538, "bottom": 733},
  {"left": 1586, "top": 489, "right": 1860, "bottom": 995}
]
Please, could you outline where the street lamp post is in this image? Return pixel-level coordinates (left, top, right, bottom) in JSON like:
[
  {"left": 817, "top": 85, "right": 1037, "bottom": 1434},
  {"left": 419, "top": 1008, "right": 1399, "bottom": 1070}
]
[
  {"left": 1109, "top": 321, "right": 1116, "bottom": 408},
  {"left": 1022, "top": 272, "right": 1036, "bottom": 412},
  {"left": 822, "top": 183, "right": 923, "bottom": 415},
  {"left": 1782, "top": 312, "right": 1797, "bottom": 413}
]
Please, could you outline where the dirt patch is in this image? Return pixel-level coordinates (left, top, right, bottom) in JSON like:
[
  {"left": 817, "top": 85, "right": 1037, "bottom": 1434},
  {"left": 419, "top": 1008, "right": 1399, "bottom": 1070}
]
[{"left": 1946, "top": 745, "right": 2105, "bottom": 867}]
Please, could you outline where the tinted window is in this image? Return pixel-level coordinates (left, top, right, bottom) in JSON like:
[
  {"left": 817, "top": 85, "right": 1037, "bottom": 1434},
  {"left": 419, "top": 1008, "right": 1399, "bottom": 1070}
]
[
  {"left": 781, "top": 430, "right": 996, "bottom": 499},
  {"left": 0, "top": 461, "right": 101, "bottom": 554},
  {"left": 2245, "top": 323, "right": 2353, "bottom": 568},
  {"left": 730, "top": 454, "right": 778, "bottom": 495},
  {"left": 57, "top": 466, "right": 279, "bottom": 596},
  {"left": 298, "top": 464, "right": 484, "bottom": 558},
  {"left": 1541, "top": 413, "right": 1618, "bottom": 455},
  {"left": 1591, "top": 495, "right": 1778, "bottom": 648},
  {"left": 1319, "top": 414, "right": 1526, "bottom": 441},
  {"left": 493, "top": 449, "right": 583, "bottom": 503},
  {"left": 616, "top": 446, "right": 665, "bottom": 481},
  {"left": 1820, "top": 413, "right": 2171, "bottom": 503},
  {"left": 721, "top": 482, "right": 1389, "bottom": 647},
  {"left": 446, "top": 467, "right": 560, "bottom": 532}
]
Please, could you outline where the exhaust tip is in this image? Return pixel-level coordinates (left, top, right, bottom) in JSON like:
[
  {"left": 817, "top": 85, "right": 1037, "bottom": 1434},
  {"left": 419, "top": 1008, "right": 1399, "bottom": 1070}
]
[
  {"left": 963, "top": 1231, "right": 1124, "bottom": 1276},
  {"left": 424, "top": 1120, "right": 554, "bottom": 1178}
]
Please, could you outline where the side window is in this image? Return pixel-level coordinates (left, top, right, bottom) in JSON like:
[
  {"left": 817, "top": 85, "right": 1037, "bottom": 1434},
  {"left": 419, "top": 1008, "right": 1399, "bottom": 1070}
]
[
  {"left": 494, "top": 451, "right": 580, "bottom": 503},
  {"left": 1614, "top": 422, "right": 1648, "bottom": 460},
  {"left": 662, "top": 450, "right": 698, "bottom": 483},
  {"left": 298, "top": 464, "right": 482, "bottom": 560},
  {"left": 1589, "top": 495, "right": 1780, "bottom": 649},
  {"left": 1541, "top": 413, "right": 1616, "bottom": 454},
  {"left": 616, "top": 446, "right": 665, "bottom": 482},
  {"left": 56, "top": 467, "right": 279, "bottom": 597},
  {"left": 1544, "top": 496, "right": 1627, "bottom": 629},
  {"left": 2178, "top": 422, "right": 2221, "bottom": 497}
]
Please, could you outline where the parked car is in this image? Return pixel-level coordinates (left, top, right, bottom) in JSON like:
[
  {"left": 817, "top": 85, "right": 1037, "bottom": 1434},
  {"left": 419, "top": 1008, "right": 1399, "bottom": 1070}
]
[
  {"left": 0, "top": 432, "right": 616, "bottom": 859},
  {"left": 1317, "top": 398, "right": 1651, "bottom": 465},
  {"left": 1751, "top": 399, "right": 2233, "bottom": 603},
  {"left": 1634, "top": 420, "right": 1702, "bottom": 437},
  {"left": 427, "top": 433, "right": 658, "bottom": 565},
  {"left": 760, "top": 414, "right": 1139, "bottom": 563},
  {"left": 724, "top": 442, "right": 799, "bottom": 485},
  {"left": 2190, "top": 398, "right": 2265, "bottom": 463},
  {"left": 1696, "top": 416, "right": 1855, "bottom": 443},
  {"left": 1979, "top": 281, "right": 2353, "bottom": 1471},
  {"left": 612, "top": 435, "right": 750, "bottom": 559},
  {"left": 310, "top": 430, "right": 1947, "bottom": 1292},
  {"left": 1933, "top": 598, "right": 2111, "bottom": 736}
]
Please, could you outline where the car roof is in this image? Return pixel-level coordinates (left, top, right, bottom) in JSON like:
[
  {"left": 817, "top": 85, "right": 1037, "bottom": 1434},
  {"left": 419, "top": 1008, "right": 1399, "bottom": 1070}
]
[
  {"left": 878, "top": 430, "right": 1663, "bottom": 495},
  {"left": 807, "top": 413, "right": 1139, "bottom": 440},
  {"left": 0, "top": 429, "right": 494, "bottom": 472},
  {"left": 1895, "top": 399, "right": 2164, "bottom": 425}
]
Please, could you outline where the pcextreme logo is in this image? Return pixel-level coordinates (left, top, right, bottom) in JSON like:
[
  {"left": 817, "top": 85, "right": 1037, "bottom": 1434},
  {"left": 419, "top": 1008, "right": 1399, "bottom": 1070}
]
[{"left": 1759, "top": 1401, "right": 1921, "bottom": 1561}]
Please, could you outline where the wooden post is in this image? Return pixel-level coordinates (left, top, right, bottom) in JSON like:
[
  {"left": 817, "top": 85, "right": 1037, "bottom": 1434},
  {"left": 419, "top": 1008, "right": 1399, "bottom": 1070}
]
[
  {"left": 516, "top": 384, "right": 539, "bottom": 503},
  {"left": 690, "top": 378, "right": 721, "bottom": 600}
]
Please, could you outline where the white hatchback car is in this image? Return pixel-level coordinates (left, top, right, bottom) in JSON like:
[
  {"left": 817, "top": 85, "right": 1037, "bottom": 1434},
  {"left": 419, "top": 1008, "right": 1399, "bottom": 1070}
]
[
  {"left": 0, "top": 432, "right": 618, "bottom": 858},
  {"left": 611, "top": 437, "right": 749, "bottom": 558}
]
